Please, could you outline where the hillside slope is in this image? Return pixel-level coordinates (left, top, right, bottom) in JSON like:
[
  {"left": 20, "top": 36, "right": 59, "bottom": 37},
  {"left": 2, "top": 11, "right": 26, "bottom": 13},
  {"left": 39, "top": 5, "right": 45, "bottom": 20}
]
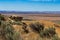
[{"left": 0, "top": 14, "right": 60, "bottom": 40}]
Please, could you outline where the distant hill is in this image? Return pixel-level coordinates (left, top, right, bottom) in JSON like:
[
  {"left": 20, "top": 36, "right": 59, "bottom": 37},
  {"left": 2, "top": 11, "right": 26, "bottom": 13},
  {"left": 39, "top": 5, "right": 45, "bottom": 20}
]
[{"left": 0, "top": 11, "right": 60, "bottom": 14}]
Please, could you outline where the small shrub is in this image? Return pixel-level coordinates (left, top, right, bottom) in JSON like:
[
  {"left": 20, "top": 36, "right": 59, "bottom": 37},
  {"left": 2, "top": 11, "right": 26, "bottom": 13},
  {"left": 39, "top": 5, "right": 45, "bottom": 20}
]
[
  {"left": 0, "top": 20, "right": 1, "bottom": 25},
  {"left": 48, "top": 27, "right": 56, "bottom": 36},
  {"left": 12, "top": 21, "right": 21, "bottom": 25},
  {"left": 0, "top": 14, "right": 5, "bottom": 21},
  {"left": 0, "top": 21, "right": 22, "bottom": 40},
  {"left": 29, "top": 22, "right": 44, "bottom": 33},
  {"left": 9, "top": 16, "right": 23, "bottom": 21},
  {"left": 22, "top": 22, "right": 29, "bottom": 33},
  {"left": 8, "top": 20, "right": 22, "bottom": 25},
  {"left": 52, "top": 35, "right": 60, "bottom": 40},
  {"left": 40, "top": 27, "right": 56, "bottom": 38},
  {"left": 13, "top": 31, "right": 22, "bottom": 40}
]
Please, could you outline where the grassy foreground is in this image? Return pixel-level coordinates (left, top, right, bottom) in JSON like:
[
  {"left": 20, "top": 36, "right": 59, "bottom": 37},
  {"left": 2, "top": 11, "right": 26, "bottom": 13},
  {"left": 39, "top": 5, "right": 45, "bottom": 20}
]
[{"left": 0, "top": 14, "right": 60, "bottom": 40}]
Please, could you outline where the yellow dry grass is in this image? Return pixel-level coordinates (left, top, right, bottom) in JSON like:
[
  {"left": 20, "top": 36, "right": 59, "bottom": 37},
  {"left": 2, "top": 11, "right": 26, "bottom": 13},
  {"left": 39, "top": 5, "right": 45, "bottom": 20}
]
[
  {"left": 12, "top": 20, "right": 60, "bottom": 40},
  {"left": 2, "top": 14, "right": 60, "bottom": 40}
]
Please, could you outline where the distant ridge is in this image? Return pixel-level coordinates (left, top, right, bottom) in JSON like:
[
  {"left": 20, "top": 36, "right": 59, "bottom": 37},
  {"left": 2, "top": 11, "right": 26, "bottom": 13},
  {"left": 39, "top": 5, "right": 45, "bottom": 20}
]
[{"left": 0, "top": 11, "right": 60, "bottom": 14}]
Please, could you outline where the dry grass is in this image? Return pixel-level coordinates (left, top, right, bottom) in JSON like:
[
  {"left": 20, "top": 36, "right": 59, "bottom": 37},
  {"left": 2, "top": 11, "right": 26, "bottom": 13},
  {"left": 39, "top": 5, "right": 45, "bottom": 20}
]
[
  {"left": 2, "top": 14, "right": 60, "bottom": 40},
  {"left": 12, "top": 20, "right": 60, "bottom": 40}
]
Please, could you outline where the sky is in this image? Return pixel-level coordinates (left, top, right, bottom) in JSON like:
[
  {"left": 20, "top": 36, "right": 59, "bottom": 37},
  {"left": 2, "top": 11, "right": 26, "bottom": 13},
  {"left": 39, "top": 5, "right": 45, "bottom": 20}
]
[{"left": 0, "top": 0, "right": 60, "bottom": 11}]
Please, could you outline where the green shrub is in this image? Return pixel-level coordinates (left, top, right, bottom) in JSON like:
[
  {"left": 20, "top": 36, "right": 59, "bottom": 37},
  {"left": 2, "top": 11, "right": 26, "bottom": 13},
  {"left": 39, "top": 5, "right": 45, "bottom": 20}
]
[
  {"left": 40, "top": 27, "right": 56, "bottom": 38},
  {"left": 22, "top": 22, "right": 29, "bottom": 33},
  {"left": 52, "top": 35, "right": 60, "bottom": 40},
  {"left": 0, "top": 14, "right": 5, "bottom": 21},
  {"left": 12, "top": 21, "right": 22, "bottom": 25},
  {"left": 13, "top": 31, "right": 22, "bottom": 40},
  {"left": 9, "top": 16, "right": 23, "bottom": 21},
  {"left": 8, "top": 20, "right": 22, "bottom": 25},
  {"left": 29, "top": 22, "right": 44, "bottom": 33},
  {"left": 0, "top": 20, "right": 1, "bottom": 25},
  {"left": 0, "top": 20, "right": 22, "bottom": 40}
]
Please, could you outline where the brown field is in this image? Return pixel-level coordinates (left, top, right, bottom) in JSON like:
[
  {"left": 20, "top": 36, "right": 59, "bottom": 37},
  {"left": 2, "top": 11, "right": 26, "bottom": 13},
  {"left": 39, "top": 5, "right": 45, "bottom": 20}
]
[
  {"left": 4, "top": 14, "right": 60, "bottom": 20},
  {"left": 3, "top": 14, "right": 60, "bottom": 24}
]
